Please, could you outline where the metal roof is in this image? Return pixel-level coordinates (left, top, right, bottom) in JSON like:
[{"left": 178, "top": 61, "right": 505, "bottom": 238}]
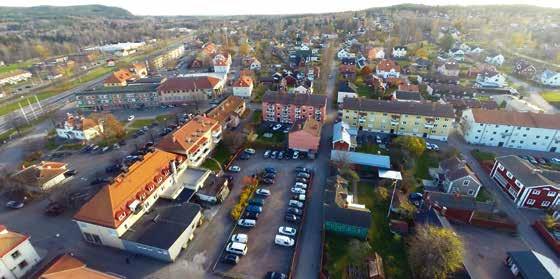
[{"left": 330, "top": 150, "right": 390, "bottom": 169}]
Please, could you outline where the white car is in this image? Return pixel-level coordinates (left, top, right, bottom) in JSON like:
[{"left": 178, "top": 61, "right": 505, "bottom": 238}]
[
  {"left": 272, "top": 124, "right": 282, "bottom": 131},
  {"left": 426, "top": 143, "right": 440, "bottom": 151},
  {"left": 231, "top": 233, "right": 248, "bottom": 244},
  {"left": 274, "top": 235, "right": 295, "bottom": 247},
  {"left": 292, "top": 151, "right": 299, "bottom": 159},
  {"left": 256, "top": 188, "right": 271, "bottom": 197},
  {"left": 238, "top": 219, "right": 256, "bottom": 228},
  {"left": 294, "top": 182, "right": 307, "bottom": 189},
  {"left": 288, "top": 200, "right": 304, "bottom": 208},
  {"left": 228, "top": 165, "right": 241, "bottom": 172},
  {"left": 291, "top": 188, "right": 306, "bottom": 194},
  {"left": 244, "top": 148, "right": 256, "bottom": 154},
  {"left": 279, "top": 226, "right": 297, "bottom": 236},
  {"left": 127, "top": 115, "right": 135, "bottom": 122},
  {"left": 226, "top": 242, "right": 248, "bottom": 255},
  {"left": 292, "top": 194, "right": 306, "bottom": 201},
  {"left": 551, "top": 158, "right": 560, "bottom": 165}
]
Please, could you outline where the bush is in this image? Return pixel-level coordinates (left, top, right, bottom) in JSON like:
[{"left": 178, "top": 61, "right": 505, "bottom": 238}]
[{"left": 230, "top": 183, "right": 258, "bottom": 220}]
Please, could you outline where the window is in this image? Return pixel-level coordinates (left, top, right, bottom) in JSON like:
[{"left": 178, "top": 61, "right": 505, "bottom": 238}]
[
  {"left": 532, "top": 190, "right": 541, "bottom": 195},
  {"left": 11, "top": 250, "right": 21, "bottom": 259},
  {"left": 511, "top": 140, "right": 516, "bottom": 143},
  {"left": 545, "top": 136, "right": 550, "bottom": 139},
  {"left": 547, "top": 191, "right": 557, "bottom": 197},
  {"left": 533, "top": 142, "right": 537, "bottom": 145},
  {"left": 506, "top": 171, "right": 513, "bottom": 179},
  {"left": 542, "top": 201, "right": 551, "bottom": 207},
  {"left": 526, "top": 199, "right": 536, "bottom": 205},
  {"left": 468, "top": 189, "right": 475, "bottom": 195},
  {"left": 18, "top": 260, "right": 28, "bottom": 270},
  {"left": 536, "top": 136, "right": 540, "bottom": 139},
  {"left": 523, "top": 134, "right": 527, "bottom": 137},
  {"left": 463, "top": 180, "right": 470, "bottom": 186},
  {"left": 498, "top": 164, "right": 504, "bottom": 171}
]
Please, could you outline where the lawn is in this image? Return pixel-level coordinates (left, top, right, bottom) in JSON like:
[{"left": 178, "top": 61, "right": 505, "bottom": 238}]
[
  {"left": 414, "top": 152, "right": 439, "bottom": 180},
  {"left": 252, "top": 110, "right": 262, "bottom": 126},
  {"left": 471, "top": 149, "right": 496, "bottom": 162},
  {"left": 0, "top": 60, "right": 34, "bottom": 75},
  {"left": 541, "top": 91, "right": 560, "bottom": 102},
  {"left": 127, "top": 119, "right": 154, "bottom": 130},
  {"left": 476, "top": 187, "right": 494, "bottom": 203},
  {"left": 356, "top": 143, "right": 389, "bottom": 155},
  {"left": 201, "top": 142, "right": 231, "bottom": 172}
]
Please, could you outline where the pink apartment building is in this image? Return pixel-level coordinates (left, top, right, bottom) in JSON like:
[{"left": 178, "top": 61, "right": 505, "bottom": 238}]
[{"left": 262, "top": 91, "right": 327, "bottom": 123}]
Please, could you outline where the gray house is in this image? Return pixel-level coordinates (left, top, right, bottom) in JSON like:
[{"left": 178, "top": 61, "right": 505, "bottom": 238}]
[{"left": 432, "top": 156, "right": 482, "bottom": 197}]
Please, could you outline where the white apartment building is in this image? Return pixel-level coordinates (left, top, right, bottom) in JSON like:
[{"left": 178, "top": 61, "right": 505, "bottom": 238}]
[
  {"left": 461, "top": 108, "right": 560, "bottom": 152},
  {"left": 0, "top": 226, "right": 41, "bottom": 279}
]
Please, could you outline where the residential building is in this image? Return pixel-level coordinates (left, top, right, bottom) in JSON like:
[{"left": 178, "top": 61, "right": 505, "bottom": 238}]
[
  {"left": 394, "top": 84, "right": 422, "bottom": 102},
  {"left": 12, "top": 161, "right": 68, "bottom": 191},
  {"left": 104, "top": 69, "right": 134, "bottom": 87},
  {"left": 337, "top": 82, "right": 358, "bottom": 104},
  {"left": 212, "top": 52, "right": 232, "bottom": 73},
  {"left": 342, "top": 98, "right": 455, "bottom": 141},
  {"left": 262, "top": 91, "right": 327, "bottom": 123},
  {"left": 56, "top": 114, "right": 103, "bottom": 141},
  {"left": 437, "top": 61, "right": 460, "bottom": 77},
  {"left": 339, "top": 64, "right": 356, "bottom": 79},
  {"left": 131, "top": 63, "right": 148, "bottom": 78},
  {"left": 485, "top": 54, "right": 505, "bottom": 66},
  {"left": 330, "top": 150, "right": 391, "bottom": 169},
  {"left": 157, "top": 116, "right": 221, "bottom": 167},
  {"left": 367, "top": 46, "right": 385, "bottom": 60},
  {"left": 0, "top": 225, "right": 40, "bottom": 279},
  {"left": 539, "top": 70, "right": 560, "bottom": 87},
  {"left": 491, "top": 155, "right": 560, "bottom": 209},
  {"left": 157, "top": 76, "right": 224, "bottom": 104},
  {"left": 0, "top": 70, "right": 32, "bottom": 86},
  {"left": 376, "top": 59, "right": 400, "bottom": 79},
  {"left": 421, "top": 73, "right": 459, "bottom": 85},
  {"left": 250, "top": 58, "right": 261, "bottom": 71},
  {"left": 505, "top": 250, "right": 560, "bottom": 279},
  {"left": 427, "top": 83, "right": 475, "bottom": 100},
  {"left": 76, "top": 78, "right": 161, "bottom": 110},
  {"left": 432, "top": 156, "right": 482, "bottom": 197},
  {"left": 37, "top": 253, "right": 122, "bottom": 278},
  {"left": 232, "top": 75, "right": 253, "bottom": 98},
  {"left": 195, "top": 173, "right": 230, "bottom": 204},
  {"left": 207, "top": 95, "right": 246, "bottom": 130},
  {"left": 491, "top": 95, "right": 544, "bottom": 113},
  {"left": 73, "top": 149, "right": 203, "bottom": 262},
  {"left": 513, "top": 60, "right": 537, "bottom": 79},
  {"left": 332, "top": 121, "right": 357, "bottom": 151},
  {"left": 476, "top": 70, "right": 507, "bottom": 88},
  {"left": 337, "top": 49, "right": 355, "bottom": 60},
  {"left": 148, "top": 45, "right": 185, "bottom": 70},
  {"left": 391, "top": 46, "right": 407, "bottom": 59},
  {"left": 288, "top": 118, "right": 322, "bottom": 154},
  {"left": 292, "top": 83, "right": 313, "bottom": 94},
  {"left": 460, "top": 108, "right": 560, "bottom": 152},
  {"left": 324, "top": 176, "right": 371, "bottom": 239},
  {"left": 448, "top": 48, "right": 465, "bottom": 61}
]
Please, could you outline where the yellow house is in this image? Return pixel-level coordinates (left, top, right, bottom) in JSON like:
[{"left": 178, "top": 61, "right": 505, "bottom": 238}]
[{"left": 342, "top": 98, "right": 455, "bottom": 141}]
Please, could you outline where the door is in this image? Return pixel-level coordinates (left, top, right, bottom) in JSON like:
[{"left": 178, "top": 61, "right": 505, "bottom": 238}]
[
  {"left": 551, "top": 147, "right": 557, "bottom": 152},
  {"left": 422, "top": 133, "right": 427, "bottom": 138},
  {"left": 390, "top": 129, "right": 395, "bottom": 134},
  {"left": 359, "top": 126, "right": 363, "bottom": 131},
  {"left": 498, "top": 142, "right": 504, "bottom": 147}
]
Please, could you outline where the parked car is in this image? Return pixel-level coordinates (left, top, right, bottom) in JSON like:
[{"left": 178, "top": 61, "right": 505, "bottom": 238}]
[
  {"left": 292, "top": 151, "right": 300, "bottom": 159},
  {"left": 260, "top": 178, "right": 275, "bottom": 185},
  {"left": 265, "top": 272, "right": 288, "bottom": 279},
  {"left": 248, "top": 198, "right": 265, "bottom": 206},
  {"left": 264, "top": 150, "right": 271, "bottom": 158},
  {"left": 296, "top": 172, "right": 311, "bottom": 179},
  {"left": 291, "top": 188, "right": 306, "bottom": 194},
  {"left": 277, "top": 151, "right": 285, "bottom": 160},
  {"left": 244, "top": 211, "right": 260, "bottom": 220},
  {"left": 64, "top": 169, "right": 77, "bottom": 177},
  {"left": 264, "top": 167, "right": 277, "bottom": 174},
  {"left": 256, "top": 188, "right": 271, "bottom": 197},
  {"left": 285, "top": 214, "right": 301, "bottom": 223},
  {"left": 270, "top": 151, "right": 278, "bottom": 159},
  {"left": 295, "top": 177, "right": 308, "bottom": 184},
  {"left": 127, "top": 115, "right": 135, "bottom": 121},
  {"left": 278, "top": 226, "right": 297, "bottom": 236},
  {"left": 537, "top": 157, "right": 547, "bottom": 164},
  {"left": 375, "top": 135, "right": 382, "bottom": 144},
  {"left": 238, "top": 219, "right": 256, "bottom": 228},
  {"left": 527, "top": 156, "right": 538, "bottom": 164},
  {"left": 292, "top": 194, "right": 306, "bottom": 201},
  {"left": 225, "top": 242, "right": 248, "bottom": 256},
  {"left": 272, "top": 124, "right": 282, "bottom": 131},
  {"left": 294, "top": 182, "right": 307, "bottom": 189},
  {"left": 263, "top": 173, "right": 276, "bottom": 179},
  {"left": 222, "top": 254, "right": 240, "bottom": 265},
  {"left": 246, "top": 205, "right": 263, "bottom": 213},
  {"left": 295, "top": 167, "right": 311, "bottom": 173},
  {"left": 239, "top": 153, "right": 251, "bottom": 160},
  {"left": 551, "top": 158, "right": 560, "bottom": 165},
  {"left": 288, "top": 200, "right": 304, "bottom": 208},
  {"left": 231, "top": 234, "right": 248, "bottom": 244},
  {"left": 274, "top": 234, "right": 295, "bottom": 247},
  {"left": 286, "top": 207, "right": 303, "bottom": 216},
  {"left": 5, "top": 201, "right": 24, "bottom": 209},
  {"left": 228, "top": 165, "right": 241, "bottom": 172},
  {"left": 244, "top": 148, "right": 256, "bottom": 154}
]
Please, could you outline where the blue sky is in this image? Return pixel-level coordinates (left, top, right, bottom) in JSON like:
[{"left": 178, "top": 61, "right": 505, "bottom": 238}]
[{"left": 2, "top": 0, "right": 560, "bottom": 16}]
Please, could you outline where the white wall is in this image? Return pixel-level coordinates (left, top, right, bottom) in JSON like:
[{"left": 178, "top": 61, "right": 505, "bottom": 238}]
[
  {"left": 233, "top": 86, "right": 253, "bottom": 98},
  {"left": 167, "top": 211, "right": 202, "bottom": 261},
  {"left": 0, "top": 239, "right": 40, "bottom": 279}
]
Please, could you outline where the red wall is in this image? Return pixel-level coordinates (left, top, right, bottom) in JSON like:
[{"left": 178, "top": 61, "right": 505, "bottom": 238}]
[
  {"left": 333, "top": 141, "right": 349, "bottom": 151},
  {"left": 522, "top": 186, "right": 559, "bottom": 209}
]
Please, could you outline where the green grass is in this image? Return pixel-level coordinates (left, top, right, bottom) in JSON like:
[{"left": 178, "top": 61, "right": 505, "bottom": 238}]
[
  {"left": 476, "top": 187, "right": 494, "bottom": 203},
  {"left": 356, "top": 143, "right": 388, "bottom": 155},
  {"left": 356, "top": 84, "right": 372, "bottom": 97},
  {"left": 201, "top": 142, "right": 231, "bottom": 172},
  {"left": 414, "top": 152, "right": 438, "bottom": 180},
  {"left": 471, "top": 149, "right": 496, "bottom": 162},
  {"left": 0, "top": 129, "right": 15, "bottom": 142},
  {"left": 541, "top": 91, "right": 560, "bottom": 102},
  {"left": 201, "top": 159, "right": 221, "bottom": 172},
  {"left": 0, "top": 60, "right": 34, "bottom": 75},
  {"left": 252, "top": 110, "right": 262, "bottom": 125},
  {"left": 127, "top": 119, "right": 154, "bottom": 130}
]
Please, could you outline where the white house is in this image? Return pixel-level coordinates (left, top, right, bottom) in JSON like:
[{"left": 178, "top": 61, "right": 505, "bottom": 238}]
[
  {"left": 337, "top": 49, "right": 355, "bottom": 60},
  {"left": 376, "top": 59, "right": 401, "bottom": 79},
  {"left": 12, "top": 161, "right": 68, "bottom": 191},
  {"left": 392, "top": 46, "right": 407, "bottom": 58},
  {"left": 0, "top": 70, "right": 32, "bottom": 86},
  {"left": 469, "top": 47, "right": 484, "bottom": 54},
  {"left": 250, "top": 59, "right": 261, "bottom": 71},
  {"left": 485, "top": 54, "right": 505, "bottom": 66},
  {"left": 56, "top": 114, "right": 103, "bottom": 141},
  {"left": 448, "top": 48, "right": 465, "bottom": 61},
  {"left": 232, "top": 76, "right": 254, "bottom": 98},
  {"left": 293, "top": 84, "right": 312, "bottom": 94},
  {"left": 539, "top": 70, "right": 560, "bottom": 87},
  {"left": 212, "top": 53, "right": 232, "bottom": 73},
  {"left": 460, "top": 108, "right": 560, "bottom": 152},
  {"left": 476, "top": 71, "right": 507, "bottom": 88},
  {"left": 337, "top": 83, "right": 357, "bottom": 104},
  {"left": 0, "top": 225, "right": 41, "bottom": 279}
]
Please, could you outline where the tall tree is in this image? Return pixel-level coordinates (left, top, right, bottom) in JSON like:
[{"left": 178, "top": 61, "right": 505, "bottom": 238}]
[{"left": 438, "top": 34, "right": 455, "bottom": 51}]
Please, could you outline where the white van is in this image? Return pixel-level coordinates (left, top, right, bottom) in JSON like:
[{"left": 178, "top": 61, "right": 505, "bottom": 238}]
[
  {"left": 226, "top": 241, "right": 248, "bottom": 255},
  {"left": 274, "top": 235, "right": 295, "bottom": 247}
]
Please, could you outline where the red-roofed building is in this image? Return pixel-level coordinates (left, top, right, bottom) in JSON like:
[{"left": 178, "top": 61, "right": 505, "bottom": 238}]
[
  {"left": 212, "top": 52, "right": 232, "bottom": 73},
  {"left": 103, "top": 69, "right": 134, "bottom": 87},
  {"left": 0, "top": 225, "right": 40, "bottom": 278},
  {"left": 37, "top": 253, "right": 121, "bottom": 279},
  {"left": 157, "top": 76, "right": 224, "bottom": 104},
  {"left": 233, "top": 76, "right": 254, "bottom": 98},
  {"left": 12, "top": 161, "right": 69, "bottom": 191},
  {"left": 376, "top": 59, "right": 401, "bottom": 79}
]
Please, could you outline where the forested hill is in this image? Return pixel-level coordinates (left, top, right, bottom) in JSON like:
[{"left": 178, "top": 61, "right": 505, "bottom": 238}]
[{"left": 0, "top": 5, "right": 133, "bottom": 20}]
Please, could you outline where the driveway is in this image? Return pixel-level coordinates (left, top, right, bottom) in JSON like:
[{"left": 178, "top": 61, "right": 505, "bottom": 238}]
[{"left": 506, "top": 73, "right": 557, "bottom": 113}]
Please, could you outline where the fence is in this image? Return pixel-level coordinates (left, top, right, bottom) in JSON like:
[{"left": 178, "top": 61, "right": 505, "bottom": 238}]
[{"left": 532, "top": 221, "right": 560, "bottom": 256}]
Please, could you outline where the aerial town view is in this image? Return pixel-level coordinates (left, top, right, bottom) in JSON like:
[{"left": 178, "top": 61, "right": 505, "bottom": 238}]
[{"left": 0, "top": 0, "right": 560, "bottom": 278}]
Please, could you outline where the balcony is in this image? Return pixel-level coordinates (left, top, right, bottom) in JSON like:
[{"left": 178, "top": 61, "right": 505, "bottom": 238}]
[
  {"left": 424, "top": 123, "right": 434, "bottom": 129},
  {"left": 212, "top": 129, "right": 222, "bottom": 138}
]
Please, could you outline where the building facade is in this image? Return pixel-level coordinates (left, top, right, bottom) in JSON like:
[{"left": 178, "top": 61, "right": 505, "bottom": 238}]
[
  {"left": 148, "top": 45, "right": 185, "bottom": 70},
  {"left": 460, "top": 108, "right": 560, "bottom": 152},
  {"left": 0, "top": 226, "right": 41, "bottom": 279},
  {"left": 157, "top": 76, "right": 224, "bottom": 104},
  {"left": 262, "top": 91, "right": 327, "bottom": 123},
  {"left": 76, "top": 81, "right": 160, "bottom": 111},
  {"left": 232, "top": 76, "right": 253, "bottom": 98},
  {"left": 342, "top": 98, "right": 455, "bottom": 141},
  {"left": 56, "top": 114, "right": 103, "bottom": 141},
  {"left": 207, "top": 95, "right": 246, "bottom": 130}
]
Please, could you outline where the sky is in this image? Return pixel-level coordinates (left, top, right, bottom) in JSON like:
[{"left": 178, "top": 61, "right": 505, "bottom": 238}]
[{"left": 1, "top": 0, "right": 560, "bottom": 16}]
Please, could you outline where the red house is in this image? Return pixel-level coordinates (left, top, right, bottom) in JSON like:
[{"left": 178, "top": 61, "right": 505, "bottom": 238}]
[
  {"left": 288, "top": 118, "right": 322, "bottom": 153},
  {"left": 490, "top": 155, "right": 560, "bottom": 209}
]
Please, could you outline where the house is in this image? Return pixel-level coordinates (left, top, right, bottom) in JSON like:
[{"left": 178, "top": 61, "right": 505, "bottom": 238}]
[
  {"left": 356, "top": 56, "right": 367, "bottom": 70},
  {"left": 131, "top": 63, "right": 148, "bottom": 78},
  {"left": 485, "top": 54, "right": 505, "bottom": 66},
  {"left": 476, "top": 70, "right": 507, "bottom": 88},
  {"left": 148, "top": 44, "right": 184, "bottom": 70},
  {"left": 342, "top": 98, "right": 455, "bottom": 141},
  {"left": 37, "top": 253, "right": 122, "bottom": 278},
  {"left": 513, "top": 60, "right": 537, "bottom": 79},
  {"left": 432, "top": 156, "right": 482, "bottom": 197},
  {"left": 505, "top": 250, "right": 560, "bottom": 279},
  {"left": 337, "top": 82, "right": 358, "bottom": 104},
  {"left": 76, "top": 78, "right": 162, "bottom": 111},
  {"left": 324, "top": 176, "right": 372, "bottom": 239},
  {"left": 339, "top": 64, "right": 356, "bottom": 79},
  {"left": 189, "top": 57, "right": 204, "bottom": 69},
  {"left": 421, "top": 73, "right": 459, "bottom": 85},
  {"left": 447, "top": 99, "right": 498, "bottom": 114},
  {"left": 490, "top": 155, "right": 560, "bottom": 209},
  {"left": 157, "top": 76, "right": 224, "bottom": 104},
  {"left": 157, "top": 116, "right": 221, "bottom": 167},
  {"left": 367, "top": 47, "right": 385, "bottom": 60},
  {"left": 201, "top": 43, "right": 217, "bottom": 56},
  {"left": 232, "top": 75, "right": 253, "bottom": 99},
  {"left": 0, "top": 70, "right": 32, "bottom": 86},
  {"left": 460, "top": 108, "right": 560, "bottom": 152},
  {"left": 337, "top": 49, "right": 355, "bottom": 60},
  {"left": 539, "top": 70, "right": 560, "bottom": 87},
  {"left": 292, "top": 83, "right": 313, "bottom": 95},
  {"left": 250, "top": 58, "right": 261, "bottom": 71},
  {"left": 104, "top": 69, "right": 134, "bottom": 87},
  {"left": 288, "top": 118, "right": 322, "bottom": 154},
  {"left": 413, "top": 58, "right": 432, "bottom": 70},
  {"left": 12, "top": 161, "right": 68, "bottom": 191},
  {"left": 467, "top": 63, "right": 497, "bottom": 78},
  {"left": 448, "top": 48, "right": 465, "bottom": 61},
  {"left": 392, "top": 46, "right": 407, "bottom": 59},
  {"left": 195, "top": 173, "right": 230, "bottom": 204},
  {"left": 366, "top": 75, "right": 386, "bottom": 92},
  {"left": 427, "top": 83, "right": 475, "bottom": 100},
  {"left": 423, "top": 191, "right": 478, "bottom": 223},
  {"left": 106, "top": 59, "right": 115, "bottom": 67},
  {"left": 376, "top": 59, "right": 401, "bottom": 79},
  {"left": 73, "top": 149, "right": 204, "bottom": 262},
  {"left": 394, "top": 84, "right": 422, "bottom": 102},
  {"left": 207, "top": 95, "right": 246, "bottom": 130},
  {"left": 0, "top": 225, "right": 40, "bottom": 279},
  {"left": 212, "top": 52, "right": 232, "bottom": 73},
  {"left": 56, "top": 114, "right": 103, "bottom": 141},
  {"left": 332, "top": 121, "right": 357, "bottom": 151},
  {"left": 468, "top": 46, "right": 484, "bottom": 54},
  {"left": 437, "top": 61, "right": 460, "bottom": 77},
  {"left": 262, "top": 91, "right": 327, "bottom": 123}
]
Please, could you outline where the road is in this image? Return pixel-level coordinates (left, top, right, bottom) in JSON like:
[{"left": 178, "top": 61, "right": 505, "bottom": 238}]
[
  {"left": 294, "top": 55, "right": 338, "bottom": 279},
  {"left": 506, "top": 73, "right": 557, "bottom": 113}
]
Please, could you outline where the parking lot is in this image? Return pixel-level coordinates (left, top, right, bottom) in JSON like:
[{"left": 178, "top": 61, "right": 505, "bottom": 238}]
[{"left": 214, "top": 150, "right": 315, "bottom": 279}]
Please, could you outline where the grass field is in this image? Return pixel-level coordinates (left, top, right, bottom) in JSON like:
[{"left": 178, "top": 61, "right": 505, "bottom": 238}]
[
  {"left": 0, "top": 60, "right": 35, "bottom": 75},
  {"left": 414, "top": 152, "right": 439, "bottom": 180},
  {"left": 541, "top": 91, "right": 560, "bottom": 102}
]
